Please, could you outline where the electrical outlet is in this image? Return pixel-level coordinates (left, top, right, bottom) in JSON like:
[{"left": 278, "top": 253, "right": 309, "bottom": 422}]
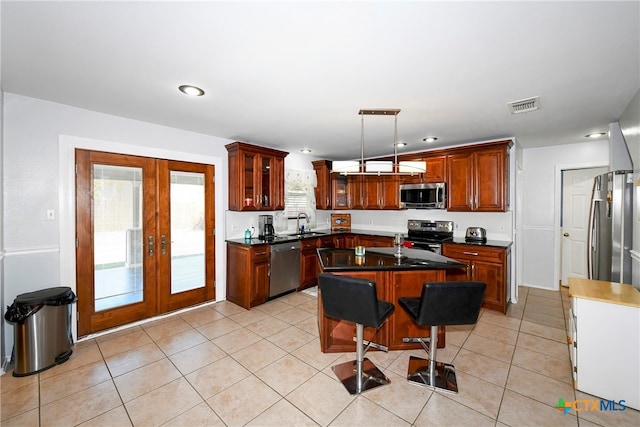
[{"left": 232, "top": 224, "right": 239, "bottom": 230}]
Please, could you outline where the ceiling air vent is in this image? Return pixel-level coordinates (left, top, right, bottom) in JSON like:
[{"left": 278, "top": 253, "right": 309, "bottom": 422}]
[{"left": 508, "top": 96, "right": 540, "bottom": 114}]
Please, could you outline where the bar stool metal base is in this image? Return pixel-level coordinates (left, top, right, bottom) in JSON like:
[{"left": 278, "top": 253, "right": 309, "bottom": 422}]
[
  {"left": 406, "top": 356, "right": 458, "bottom": 394},
  {"left": 332, "top": 357, "right": 390, "bottom": 395}
]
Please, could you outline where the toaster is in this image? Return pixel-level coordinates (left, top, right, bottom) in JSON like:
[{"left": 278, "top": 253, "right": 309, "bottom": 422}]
[{"left": 465, "top": 227, "right": 487, "bottom": 242}]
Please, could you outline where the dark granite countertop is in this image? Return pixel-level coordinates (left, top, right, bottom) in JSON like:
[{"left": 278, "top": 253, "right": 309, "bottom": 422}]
[
  {"left": 447, "top": 238, "right": 512, "bottom": 249},
  {"left": 226, "top": 231, "right": 333, "bottom": 246},
  {"left": 226, "top": 228, "right": 407, "bottom": 246},
  {"left": 317, "top": 247, "right": 467, "bottom": 271},
  {"left": 226, "top": 229, "right": 512, "bottom": 248}
]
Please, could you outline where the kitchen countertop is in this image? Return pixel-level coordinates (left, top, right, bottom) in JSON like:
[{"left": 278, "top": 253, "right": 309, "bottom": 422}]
[
  {"left": 447, "top": 237, "right": 513, "bottom": 249},
  {"left": 568, "top": 277, "right": 640, "bottom": 308},
  {"left": 317, "top": 247, "right": 467, "bottom": 271},
  {"left": 226, "top": 228, "right": 407, "bottom": 246},
  {"left": 226, "top": 229, "right": 513, "bottom": 248}
]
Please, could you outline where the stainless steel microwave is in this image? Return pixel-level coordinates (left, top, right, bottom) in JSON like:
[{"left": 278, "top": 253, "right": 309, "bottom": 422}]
[{"left": 399, "top": 183, "right": 446, "bottom": 209}]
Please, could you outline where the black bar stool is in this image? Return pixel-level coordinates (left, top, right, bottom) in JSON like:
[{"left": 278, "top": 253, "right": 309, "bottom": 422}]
[
  {"left": 398, "top": 281, "right": 486, "bottom": 394},
  {"left": 318, "top": 273, "right": 395, "bottom": 394}
]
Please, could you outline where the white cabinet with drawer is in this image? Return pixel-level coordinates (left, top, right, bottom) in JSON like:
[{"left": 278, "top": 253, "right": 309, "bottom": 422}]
[{"left": 568, "top": 277, "right": 640, "bottom": 410}]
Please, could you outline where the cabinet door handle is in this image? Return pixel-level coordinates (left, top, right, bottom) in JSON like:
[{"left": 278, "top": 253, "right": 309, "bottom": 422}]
[
  {"left": 463, "top": 251, "right": 479, "bottom": 256},
  {"left": 148, "top": 236, "right": 154, "bottom": 256}
]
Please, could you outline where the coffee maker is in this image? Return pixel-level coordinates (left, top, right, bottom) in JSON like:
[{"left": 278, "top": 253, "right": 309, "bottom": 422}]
[{"left": 258, "top": 215, "right": 275, "bottom": 240}]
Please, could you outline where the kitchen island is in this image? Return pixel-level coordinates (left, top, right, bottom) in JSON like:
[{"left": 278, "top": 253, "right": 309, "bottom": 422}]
[
  {"left": 568, "top": 277, "right": 640, "bottom": 410},
  {"left": 316, "top": 247, "right": 467, "bottom": 353}
]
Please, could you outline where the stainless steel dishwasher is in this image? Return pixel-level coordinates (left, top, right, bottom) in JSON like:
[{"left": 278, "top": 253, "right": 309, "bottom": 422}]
[{"left": 269, "top": 241, "right": 301, "bottom": 297}]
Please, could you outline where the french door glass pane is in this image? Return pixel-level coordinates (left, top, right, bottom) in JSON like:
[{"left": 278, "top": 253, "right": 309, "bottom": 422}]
[
  {"left": 170, "top": 171, "right": 205, "bottom": 294},
  {"left": 93, "top": 165, "right": 143, "bottom": 311}
]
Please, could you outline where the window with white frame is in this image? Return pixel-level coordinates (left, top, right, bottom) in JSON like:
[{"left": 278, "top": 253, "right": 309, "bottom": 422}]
[{"left": 284, "top": 169, "right": 317, "bottom": 230}]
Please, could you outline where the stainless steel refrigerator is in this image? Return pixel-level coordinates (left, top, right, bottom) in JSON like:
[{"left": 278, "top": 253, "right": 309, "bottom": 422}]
[{"left": 588, "top": 171, "right": 633, "bottom": 283}]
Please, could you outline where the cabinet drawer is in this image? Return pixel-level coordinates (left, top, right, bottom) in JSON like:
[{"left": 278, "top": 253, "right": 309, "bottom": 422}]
[
  {"left": 442, "top": 244, "right": 504, "bottom": 263},
  {"left": 300, "top": 239, "right": 318, "bottom": 251},
  {"left": 252, "top": 245, "right": 270, "bottom": 258}
]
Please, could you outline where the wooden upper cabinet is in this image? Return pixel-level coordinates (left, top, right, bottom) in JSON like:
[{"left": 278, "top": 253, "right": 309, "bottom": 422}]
[
  {"left": 332, "top": 174, "right": 350, "bottom": 209},
  {"left": 475, "top": 147, "right": 507, "bottom": 211},
  {"left": 424, "top": 155, "right": 447, "bottom": 183},
  {"left": 447, "top": 141, "right": 510, "bottom": 212},
  {"left": 332, "top": 174, "right": 365, "bottom": 209},
  {"left": 226, "top": 142, "right": 288, "bottom": 211},
  {"left": 362, "top": 175, "right": 400, "bottom": 209},
  {"left": 400, "top": 155, "right": 446, "bottom": 185},
  {"left": 447, "top": 151, "right": 474, "bottom": 211},
  {"left": 312, "top": 160, "right": 332, "bottom": 210}
]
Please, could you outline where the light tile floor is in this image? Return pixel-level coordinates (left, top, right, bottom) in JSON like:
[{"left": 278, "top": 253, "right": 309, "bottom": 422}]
[{"left": 2, "top": 286, "right": 639, "bottom": 426}]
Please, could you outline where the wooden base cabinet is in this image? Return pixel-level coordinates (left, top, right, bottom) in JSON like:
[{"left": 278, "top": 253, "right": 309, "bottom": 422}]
[
  {"left": 226, "top": 243, "right": 270, "bottom": 309},
  {"left": 300, "top": 238, "right": 320, "bottom": 290},
  {"left": 318, "top": 269, "right": 446, "bottom": 353},
  {"left": 442, "top": 243, "right": 510, "bottom": 314},
  {"left": 354, "top": 235, "right": 394, "bottom": 248}
]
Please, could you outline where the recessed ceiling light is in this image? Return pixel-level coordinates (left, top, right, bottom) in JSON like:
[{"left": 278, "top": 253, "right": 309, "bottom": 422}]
[
  {"left": 178, "top": 85, "right": 205, "bottom": 96},
  {"left": 395, "top": 142, "right": 407, "bottom": 148},
  {"left": 422, "top": 137, "right": 438, "bottom": 143},
  {"left": 585, "top": 132, "right": 607, "bottom": 139},
  {"left": 300, "top": 148, "right": 312, "bottom": 154}
]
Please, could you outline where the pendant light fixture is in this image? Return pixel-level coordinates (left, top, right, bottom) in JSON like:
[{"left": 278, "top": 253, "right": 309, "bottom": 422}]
[{"left": 331, "top": 109, "right": 426, "bottom": 176}]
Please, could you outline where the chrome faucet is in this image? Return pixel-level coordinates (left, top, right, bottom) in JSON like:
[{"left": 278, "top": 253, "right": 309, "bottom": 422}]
[{"left": 296, "top": 213, "right": 309, "bottom": 233}]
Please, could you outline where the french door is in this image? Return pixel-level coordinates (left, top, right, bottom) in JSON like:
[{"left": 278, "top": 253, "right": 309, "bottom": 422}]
[{"left": 76, "top": 149, "right": 215, "bottom": 336}]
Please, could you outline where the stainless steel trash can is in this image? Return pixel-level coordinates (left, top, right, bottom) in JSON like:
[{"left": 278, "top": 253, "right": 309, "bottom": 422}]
[{"left": 4, "top": 286, "right": 77, "bottom": 376}]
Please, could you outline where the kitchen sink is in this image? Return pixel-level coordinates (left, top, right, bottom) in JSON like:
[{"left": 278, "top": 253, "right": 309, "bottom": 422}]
[{"left": 286, "top": 231, "right": 327, "bottom": 238}]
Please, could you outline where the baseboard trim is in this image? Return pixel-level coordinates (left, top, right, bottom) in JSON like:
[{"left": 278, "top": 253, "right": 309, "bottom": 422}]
[{"left": 1, "top": 356, "right": 11, "bottom": 375}]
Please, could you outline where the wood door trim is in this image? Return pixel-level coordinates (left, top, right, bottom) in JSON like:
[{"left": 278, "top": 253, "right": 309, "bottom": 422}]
[
  {"left": 156, "top": 160, "right": 215, "bottom": 313},
  {"left": 75, "top": 150, "right": 216, "bottom": 336},
  {"left": 76, "top": 149, "right": 158, "bottom": 336}
]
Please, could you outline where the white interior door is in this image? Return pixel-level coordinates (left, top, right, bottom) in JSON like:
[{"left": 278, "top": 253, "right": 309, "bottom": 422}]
[{"left": 561, "top": 167, "right": 608, "bottom": 286}]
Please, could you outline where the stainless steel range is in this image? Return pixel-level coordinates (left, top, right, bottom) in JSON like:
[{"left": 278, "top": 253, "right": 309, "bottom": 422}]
[{"left": 406, "top": 219, "right": 454, "bottom": 254}]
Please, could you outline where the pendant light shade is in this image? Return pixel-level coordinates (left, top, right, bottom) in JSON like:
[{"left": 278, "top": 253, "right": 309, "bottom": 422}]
[{"left": 331, "top": 109, "right": 426, "bottom": 176}]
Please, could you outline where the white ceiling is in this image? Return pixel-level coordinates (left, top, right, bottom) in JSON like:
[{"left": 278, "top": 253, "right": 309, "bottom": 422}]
[{"left": 2, "top": 1, "right": 639, "bottom": 160}]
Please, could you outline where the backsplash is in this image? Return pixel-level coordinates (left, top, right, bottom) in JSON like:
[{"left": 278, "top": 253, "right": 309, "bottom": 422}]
[{"left": 226, "top": 209, "right": 513, "bottom": 242}]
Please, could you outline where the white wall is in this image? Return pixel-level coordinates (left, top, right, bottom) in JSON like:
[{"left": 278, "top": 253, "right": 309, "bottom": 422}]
[
  {"left": 2, "top": 93, "right": 233, "bottom": 365},
  {"left": 521, "top": 139, "right": 609, "bottom": 289},
  {"left": 0, "top": 6, "right": 5, "bottom": 366}
]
